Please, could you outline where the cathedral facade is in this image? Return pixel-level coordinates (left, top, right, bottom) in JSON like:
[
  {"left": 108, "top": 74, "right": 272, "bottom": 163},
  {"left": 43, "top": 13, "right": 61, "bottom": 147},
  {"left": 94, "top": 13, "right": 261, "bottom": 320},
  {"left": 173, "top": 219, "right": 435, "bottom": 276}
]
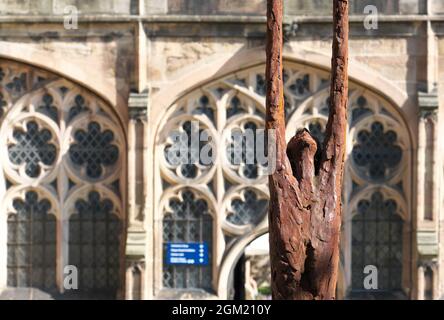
[{"left": 0, "top": 0, "right": 443, "bottom": 300}]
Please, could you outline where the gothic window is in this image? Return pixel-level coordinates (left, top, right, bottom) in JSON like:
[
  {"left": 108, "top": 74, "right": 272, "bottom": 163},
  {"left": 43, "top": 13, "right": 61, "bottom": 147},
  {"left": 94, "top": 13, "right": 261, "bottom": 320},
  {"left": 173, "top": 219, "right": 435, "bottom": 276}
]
[
  {"left": 162, "top": 189, "right": 213, "bottom": 290},
  {"left": 352, "top": 122, "right": 402, "bottom": 180},
  {"left": 156, "top": 62, "right": 411, "bottom": 298},
  {"left": 0, "top": 60, "right": 125, "bottom": 298},
  {"left": 7, "top": 191, "right": 56, "bottom": 291},
  {"left": 69, "top": 191, "right": 121, "bottom": 298},
  {"left": 351, "top": 192, "right": 403, "bottom": 292}
]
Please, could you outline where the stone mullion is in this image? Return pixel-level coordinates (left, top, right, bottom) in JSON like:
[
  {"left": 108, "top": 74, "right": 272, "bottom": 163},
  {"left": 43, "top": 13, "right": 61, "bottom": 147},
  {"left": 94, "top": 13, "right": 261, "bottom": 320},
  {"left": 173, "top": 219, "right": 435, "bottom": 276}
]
[
  {"left": 212, "top": 90, "right": 223, "bottom": 290},
  {"left": 125, "top": 93, "right": 148, "bottom": 299},
  {"left": 128, "top": 118, "right": 137, "bottom": 225},
  {"left": 417, "top": 260, "right": 439, "bottom": 300},
  {"left": 57, "top": 104, "right": 70, "bottom": 295},
  {"left": 416, "top": 89, "right": 439, "bottom": 299}
]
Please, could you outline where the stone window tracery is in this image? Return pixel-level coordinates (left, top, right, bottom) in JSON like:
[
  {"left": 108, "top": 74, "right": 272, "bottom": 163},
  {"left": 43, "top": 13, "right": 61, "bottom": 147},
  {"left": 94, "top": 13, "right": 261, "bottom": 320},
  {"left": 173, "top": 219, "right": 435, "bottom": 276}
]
[
  {"left": 352, "top": 122, "right": 402, "bottom": 180},
  {"left": 156, "top": 62, "right": 411, "bottom": 297},
  {"left": 0, "top": 60, "right": 126, "bottom": 298},
  {"left": 8, "top": 121, "right": 57, "bottom": 178}
]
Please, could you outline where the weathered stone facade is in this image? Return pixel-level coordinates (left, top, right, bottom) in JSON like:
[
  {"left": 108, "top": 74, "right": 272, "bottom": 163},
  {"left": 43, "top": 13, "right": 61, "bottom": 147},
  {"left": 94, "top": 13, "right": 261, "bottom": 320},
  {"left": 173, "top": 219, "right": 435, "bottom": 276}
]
[{"left": 0, "top": 0, "right": 444, "bottom": 300}]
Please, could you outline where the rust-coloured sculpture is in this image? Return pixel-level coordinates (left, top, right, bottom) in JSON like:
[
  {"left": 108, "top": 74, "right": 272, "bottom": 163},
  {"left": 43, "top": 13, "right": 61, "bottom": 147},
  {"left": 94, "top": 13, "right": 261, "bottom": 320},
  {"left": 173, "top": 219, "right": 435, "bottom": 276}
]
[{"left": 266, "top": 0, "right": 349, "bottom": 299}]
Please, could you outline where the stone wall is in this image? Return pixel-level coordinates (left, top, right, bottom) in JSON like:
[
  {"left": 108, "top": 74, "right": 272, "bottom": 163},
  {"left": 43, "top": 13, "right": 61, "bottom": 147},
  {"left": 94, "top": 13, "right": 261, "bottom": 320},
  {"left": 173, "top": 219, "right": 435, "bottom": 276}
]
[
  {"left": 0, "top": 0, "right": 433, "bottom": 16},
  {"left": 0, "top": 0, "right": 444, "bottom": 300}
]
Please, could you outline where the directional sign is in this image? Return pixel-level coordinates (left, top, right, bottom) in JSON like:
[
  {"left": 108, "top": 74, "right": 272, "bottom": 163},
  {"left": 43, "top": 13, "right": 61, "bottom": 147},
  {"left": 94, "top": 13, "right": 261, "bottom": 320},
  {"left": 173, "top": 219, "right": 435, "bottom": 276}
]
[{"left": 166, "top": 242, "right": 209, "bottom": 266}]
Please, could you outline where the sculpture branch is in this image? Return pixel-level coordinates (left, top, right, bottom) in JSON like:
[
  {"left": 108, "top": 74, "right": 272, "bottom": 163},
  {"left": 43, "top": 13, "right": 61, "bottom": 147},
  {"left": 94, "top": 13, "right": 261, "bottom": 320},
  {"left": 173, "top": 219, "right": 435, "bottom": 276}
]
[{"left": 266, "top": 0, "right": 349, "bottom": 300}]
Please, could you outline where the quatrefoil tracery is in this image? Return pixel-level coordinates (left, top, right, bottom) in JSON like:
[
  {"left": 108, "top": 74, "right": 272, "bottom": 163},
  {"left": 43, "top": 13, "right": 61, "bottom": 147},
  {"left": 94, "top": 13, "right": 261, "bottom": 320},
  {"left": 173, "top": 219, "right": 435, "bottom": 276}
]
[
  {"left": 159, "top": 64, "right": 410, "bottom": 241},
  {"left": 0, "top": 61, "right": 124, "bottom": 198},
  {"left": 8, "top": 120, "right": 57, "bottom": 179},
  {"left": 69, "top": 122, "right": 119, "bottom": 179}
]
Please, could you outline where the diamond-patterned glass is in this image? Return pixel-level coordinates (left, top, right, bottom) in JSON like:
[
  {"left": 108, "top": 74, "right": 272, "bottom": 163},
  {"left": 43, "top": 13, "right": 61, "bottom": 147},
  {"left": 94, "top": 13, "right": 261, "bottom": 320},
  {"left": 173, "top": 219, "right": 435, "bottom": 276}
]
[
  {"left": 37, "top": 94, "right": 58, "bottom": 122},
  {"left": 351, "top": 192, "right": 403, "bottom": 292},
  {"left": 7, "top": 191, "right": 56, "bottom": 291},
  {"left": 289, "top": 74, "right": 310, "bottom": 97},
  {"left": 227, "top": 122, "right": 263, "bottom": 179},
  {"left": 8, "top": 121, "right": 56, "bottom": 177},
  {"left": 227, "top": 189, "right": 268, "bottom": 226},
  {"left": 164, "top": 121, "right": 211, "bottom": 179},
  {"left": 255, "top": 74, "right": 266, "bottom": 96},
  {"left": 352, "top": 122, "right": 402, "bottom": 180},
  {"left": 227, "top": 96, "right": 243, "bottom": 119},
  {"left": 68, "top": 191, "right": 121, "bottom": 299},
  {"left": 351, "top": 96, "right": 372, "bottom": 123},
  {"left": 192, "top": 95, "right": 214, "bottom": 123},
  {"left": 68, "top": 95, "right": 89, "bottom": 122},
  {"left": 162, "top": 190, "right": 213, "bottom": 291},
  {"left": 69, "top": 122, "right": 119, "bottom": 178}
]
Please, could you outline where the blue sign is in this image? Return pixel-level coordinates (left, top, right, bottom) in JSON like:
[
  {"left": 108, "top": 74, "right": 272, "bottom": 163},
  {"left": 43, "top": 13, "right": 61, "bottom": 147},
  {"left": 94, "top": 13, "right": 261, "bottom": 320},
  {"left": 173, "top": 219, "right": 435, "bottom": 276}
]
[{"left": 166, "top": 242, "right": 209, "bottom": 266}]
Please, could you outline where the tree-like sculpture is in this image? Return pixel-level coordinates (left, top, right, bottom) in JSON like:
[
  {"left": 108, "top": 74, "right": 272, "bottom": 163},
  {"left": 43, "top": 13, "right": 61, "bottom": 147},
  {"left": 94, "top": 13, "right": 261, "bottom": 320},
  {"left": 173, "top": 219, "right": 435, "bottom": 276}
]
[{"left": 266, "top": 0, "right": 349, "bottom": 299}]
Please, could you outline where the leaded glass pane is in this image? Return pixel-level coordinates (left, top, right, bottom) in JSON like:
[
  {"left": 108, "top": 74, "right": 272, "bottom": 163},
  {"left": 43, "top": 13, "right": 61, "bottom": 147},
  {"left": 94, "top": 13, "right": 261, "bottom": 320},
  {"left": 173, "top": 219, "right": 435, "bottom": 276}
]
[
  {"left": 162, "top": 190, "right": 213, "bottom": 291},
  {"left": 351, "top": 192, "right": 403, "bottom": 292},
  {"left": 164, "top": 121, "right": 212, "bottom": 179},
  {"left": 288, "top": 74, "right": 310, "bottom": 97},
  {"left": 351, "top": 96, "right": 372, "bottom": 124},
  {"left": 227, "top": 96, "right": 243, "bottom": 119},
  {"left": 192, "top": 95, "right": 214, "bottom": 122},
  {"left": 227, "top": 189, "right": 268, "bottom": 226},
  {"left": 255, "top": 74, "right": 266, "bottom": 96},
  {"left": 37, "top": 94, "right": 58, "bottom": 122},
  {"left": 7, "top": 191, "right": 56, "bottom": 292},
  {"left": 68, "top": 191, "right": 121, "bottom": 299},
  {"left": 226, "top": 121, "right": 266, "bottom": 179},
  {"left": 68, "top": 95, "right": 89, "bottom": 122},
  {"left": 8, "top": 121, "right": 56, "bottom": 177},
  {"left": 352, "top": 122, "right": 402, "bottom": 181},
  {"left": 69, "top": 122, "right": 119, "bottom": 179},
  {"left": 5, "top": 72, "right": 27, "bottom": 95}
]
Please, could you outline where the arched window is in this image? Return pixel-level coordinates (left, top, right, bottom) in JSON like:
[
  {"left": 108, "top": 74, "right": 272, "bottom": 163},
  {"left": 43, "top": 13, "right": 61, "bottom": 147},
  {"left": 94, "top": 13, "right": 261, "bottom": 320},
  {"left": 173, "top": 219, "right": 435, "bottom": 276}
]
[
  {"left": 0, "top": 60, "right": 126, "bottom": 298},
  {"left": 155, "top": 62, "right": 411, "bottom": 298}
]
